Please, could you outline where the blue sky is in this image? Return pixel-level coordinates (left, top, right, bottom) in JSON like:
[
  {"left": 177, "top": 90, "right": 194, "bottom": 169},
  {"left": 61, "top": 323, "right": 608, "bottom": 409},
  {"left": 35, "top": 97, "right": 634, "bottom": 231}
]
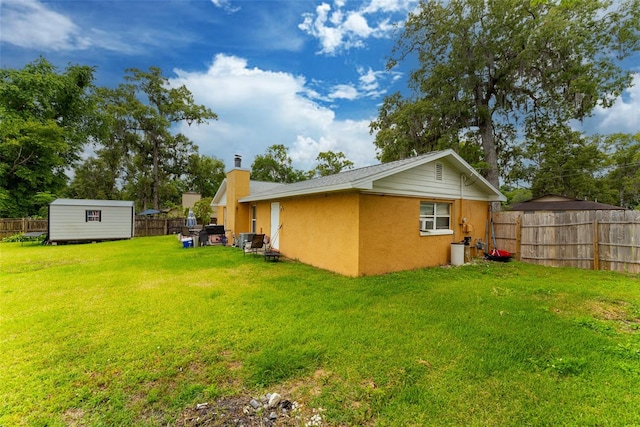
[{"left": 1, "top": 0, "right": 639, "bottom": 172}]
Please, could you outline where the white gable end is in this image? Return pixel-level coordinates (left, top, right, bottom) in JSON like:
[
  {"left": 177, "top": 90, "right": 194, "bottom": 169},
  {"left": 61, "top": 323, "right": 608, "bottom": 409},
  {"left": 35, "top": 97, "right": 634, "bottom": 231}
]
[
  {"left": 371, "top": 159, "right": 490, "bottom": 200},
  {"left": 217, "top": 191, "right": 227, "bottom": 206}
]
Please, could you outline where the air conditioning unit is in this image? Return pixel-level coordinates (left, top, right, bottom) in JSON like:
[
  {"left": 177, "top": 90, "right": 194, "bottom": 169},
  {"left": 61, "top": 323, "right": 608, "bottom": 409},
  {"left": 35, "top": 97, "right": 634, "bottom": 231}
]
[
  {"left": 237, "top": 232, "right": 255, "bottom": 248},
  {"left": 420, "top": 218, "right": 434, "bottom": 231}
]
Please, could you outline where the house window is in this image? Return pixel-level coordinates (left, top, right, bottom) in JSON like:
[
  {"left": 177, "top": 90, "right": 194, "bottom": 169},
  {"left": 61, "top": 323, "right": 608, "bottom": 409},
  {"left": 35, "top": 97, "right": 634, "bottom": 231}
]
[
  {"left": 86, "top": 210, "right": 101, "bottom": 222},
  {"left": 420, "top": 202, "right": 452, "bottom": 235},
  {"left": 251, "top": 205, "right": 257, "bottom": 233}
]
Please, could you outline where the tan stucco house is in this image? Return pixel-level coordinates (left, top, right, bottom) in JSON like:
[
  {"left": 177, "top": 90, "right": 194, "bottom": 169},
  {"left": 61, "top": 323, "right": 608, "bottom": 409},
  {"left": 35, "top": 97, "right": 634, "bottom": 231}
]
[{"left": 212, "top": 149, "right": 505, "bottom": 276}]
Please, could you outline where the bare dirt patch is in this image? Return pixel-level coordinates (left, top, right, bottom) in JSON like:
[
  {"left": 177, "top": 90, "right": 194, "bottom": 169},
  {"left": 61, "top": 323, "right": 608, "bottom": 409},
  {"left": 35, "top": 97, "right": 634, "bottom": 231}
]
[
  {"left": 62, "top": 408, "right": 85, "bottom": 426},
  {"left": 176, "top": 394, "right": 319, "bottom": 427},
  {"left": 586, "top": 299, "right": 640, "bottom": 331}
]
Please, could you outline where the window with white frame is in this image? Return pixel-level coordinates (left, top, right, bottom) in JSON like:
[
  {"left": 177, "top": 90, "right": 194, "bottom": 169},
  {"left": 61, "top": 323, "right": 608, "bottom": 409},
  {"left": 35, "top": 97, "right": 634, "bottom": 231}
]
[
  {"left": 419, "top": 202, "right": 451, "bottom": 234},
  {"left": 86, "top": 210, "right": 101, "bottom": 222}
]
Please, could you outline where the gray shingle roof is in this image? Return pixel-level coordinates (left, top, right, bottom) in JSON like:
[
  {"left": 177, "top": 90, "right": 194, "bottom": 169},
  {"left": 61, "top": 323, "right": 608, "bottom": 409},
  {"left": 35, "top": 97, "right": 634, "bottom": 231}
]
[
  {"left": 250, "top": 181, "right": 285, "bottom": 194},
  {"left": 241, "top": 149, "right": 494, "bottom": 202}
]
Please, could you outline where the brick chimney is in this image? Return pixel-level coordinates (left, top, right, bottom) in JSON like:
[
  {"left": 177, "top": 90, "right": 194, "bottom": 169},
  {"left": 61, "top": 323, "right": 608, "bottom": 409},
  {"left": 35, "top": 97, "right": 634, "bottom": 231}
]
[{"left": 225, "top": 155, "right": 250, "bottom": 238}]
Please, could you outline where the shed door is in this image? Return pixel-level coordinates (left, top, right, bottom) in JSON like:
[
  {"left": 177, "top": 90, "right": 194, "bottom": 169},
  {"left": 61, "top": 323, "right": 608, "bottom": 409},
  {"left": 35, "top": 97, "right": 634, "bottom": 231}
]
[{"left": 270, "top": 202, "right": 280, "bottom": 250}]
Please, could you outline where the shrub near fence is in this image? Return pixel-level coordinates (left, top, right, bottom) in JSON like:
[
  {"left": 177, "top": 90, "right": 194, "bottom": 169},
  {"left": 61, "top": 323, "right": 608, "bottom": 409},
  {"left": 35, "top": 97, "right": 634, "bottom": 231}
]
[
  {"left": 494, "top": 210, "right": 640, "bottom": 274},
  {"left": 0, "top": 217, "right": 187, "bottom": 239}
]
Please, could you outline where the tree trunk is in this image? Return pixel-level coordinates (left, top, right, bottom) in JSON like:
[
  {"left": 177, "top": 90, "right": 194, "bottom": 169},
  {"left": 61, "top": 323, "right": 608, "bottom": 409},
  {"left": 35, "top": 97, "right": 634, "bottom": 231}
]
[
  {"left": 479, "top": 118, "right": 500, "bottom": 189},
  {"left": 152, "top": 136, "right": 159, "bottom": 210}
]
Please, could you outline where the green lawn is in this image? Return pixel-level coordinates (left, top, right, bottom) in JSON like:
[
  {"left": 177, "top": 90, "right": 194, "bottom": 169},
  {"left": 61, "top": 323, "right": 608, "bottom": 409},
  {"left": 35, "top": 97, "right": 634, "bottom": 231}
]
[{"left": 1, "top": 236, "right": 639, "bottom": 426}]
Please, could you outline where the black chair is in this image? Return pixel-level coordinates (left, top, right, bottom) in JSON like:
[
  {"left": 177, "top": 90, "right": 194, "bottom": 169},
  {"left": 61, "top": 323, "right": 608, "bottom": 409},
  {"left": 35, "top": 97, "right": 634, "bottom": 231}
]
[{"left": 244, "top": 234, "right": 265, "bottom": 255}]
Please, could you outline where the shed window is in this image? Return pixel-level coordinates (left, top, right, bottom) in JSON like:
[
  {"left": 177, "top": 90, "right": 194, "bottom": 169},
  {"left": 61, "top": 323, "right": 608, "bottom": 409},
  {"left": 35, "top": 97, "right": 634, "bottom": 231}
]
[
  {"left": 86, "top": 210, "right": 101, "bottom": 222},
  {"left": 420, "top": 202, "right": 452, "bottom": 235}
]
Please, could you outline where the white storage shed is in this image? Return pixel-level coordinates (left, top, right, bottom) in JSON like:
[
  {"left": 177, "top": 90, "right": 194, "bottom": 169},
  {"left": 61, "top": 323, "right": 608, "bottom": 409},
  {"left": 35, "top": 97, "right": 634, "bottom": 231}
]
[{"left": 48, "top": 199, "right": 135, "bottom": 243}]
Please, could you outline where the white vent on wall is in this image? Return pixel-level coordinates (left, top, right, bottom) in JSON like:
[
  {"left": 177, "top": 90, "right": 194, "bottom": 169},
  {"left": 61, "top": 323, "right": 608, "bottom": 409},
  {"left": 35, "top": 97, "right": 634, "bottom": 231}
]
[{"left": 435, "top": 162, "right": 443, "bottom": 181}]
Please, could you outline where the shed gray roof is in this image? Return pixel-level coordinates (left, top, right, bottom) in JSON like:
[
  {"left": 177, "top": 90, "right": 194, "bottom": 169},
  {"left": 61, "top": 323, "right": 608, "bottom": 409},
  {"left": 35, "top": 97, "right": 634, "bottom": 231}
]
[
  {"left": 241, "top": 149, "right": 505, "bottom": 202},
  {"left": 50, "top": 198, "right": 134, "bottom": 207}
]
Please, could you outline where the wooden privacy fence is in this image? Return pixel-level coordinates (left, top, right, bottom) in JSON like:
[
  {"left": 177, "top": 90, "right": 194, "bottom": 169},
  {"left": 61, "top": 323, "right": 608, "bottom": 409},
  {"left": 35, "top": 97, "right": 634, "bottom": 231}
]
[
  {"left": 0, "top": 217, "right": 186, "bottom": 239},
  {"left": 493, "top": 210, "right": 640, "bottom": 274},
  {"left": 0, "top": 219, "right": 48, "bottom": 239},
  {"left": 134, "top": 218, "right": 185, "bottom": 237}
]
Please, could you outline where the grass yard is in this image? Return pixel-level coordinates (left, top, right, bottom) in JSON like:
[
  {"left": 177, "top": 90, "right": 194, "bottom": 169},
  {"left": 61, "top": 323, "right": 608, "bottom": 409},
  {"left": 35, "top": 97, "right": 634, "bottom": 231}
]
[{"left": 1, "top": 236, "right": 640, "bottom": 426}]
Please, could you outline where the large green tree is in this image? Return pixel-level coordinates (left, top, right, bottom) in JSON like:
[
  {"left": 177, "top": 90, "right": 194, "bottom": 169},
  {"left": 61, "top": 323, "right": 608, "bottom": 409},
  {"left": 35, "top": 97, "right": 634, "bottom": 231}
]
[
  {"left": 66, "top": 157, "right": 122, "bottom": 200},
  {"left": 312, "top": 151, "right": 354, "bottom": 177},
  {"left": 67, "top": 87, "right": 134, "bottom": 201},
  {"left": 602, "top": 133, "right": 640, "bottom": 209},
  {"left": 184, "top": 154, "right": 226, "bottom": 197},
  {"left": 524, "top": 124, "right": 615, "bottom": 203},
  {"left": 0, "top": 57, "right": 96, "bottom": 216},
  {"left": 98, "top": 67, "right": 217, "bottom": 210},
  {"left": 250, "top": 144, "right": 309, "bottom": 183},
  {"left": 371, "top": 0, "right": 640, "bottom": 188}
]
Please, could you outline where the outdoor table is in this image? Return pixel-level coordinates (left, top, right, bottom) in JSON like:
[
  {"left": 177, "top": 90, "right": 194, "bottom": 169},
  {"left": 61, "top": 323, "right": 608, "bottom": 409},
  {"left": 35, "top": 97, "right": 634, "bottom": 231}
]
[{"left": 21, "top": 231, "right": 46, "bottom": 245}]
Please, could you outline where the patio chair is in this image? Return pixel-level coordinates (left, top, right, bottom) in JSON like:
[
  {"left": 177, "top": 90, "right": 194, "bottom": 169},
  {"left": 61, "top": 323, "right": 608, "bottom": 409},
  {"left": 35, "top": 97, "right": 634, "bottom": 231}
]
[{"left": 244, "top": 234, "right": 265, "bottom": 256}]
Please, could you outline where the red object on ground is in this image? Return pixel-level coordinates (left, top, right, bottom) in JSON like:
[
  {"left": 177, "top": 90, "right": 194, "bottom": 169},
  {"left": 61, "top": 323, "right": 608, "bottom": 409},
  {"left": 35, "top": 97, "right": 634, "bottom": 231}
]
[{"left": 486, "top": 248, "right": 513, "bottom": 262}]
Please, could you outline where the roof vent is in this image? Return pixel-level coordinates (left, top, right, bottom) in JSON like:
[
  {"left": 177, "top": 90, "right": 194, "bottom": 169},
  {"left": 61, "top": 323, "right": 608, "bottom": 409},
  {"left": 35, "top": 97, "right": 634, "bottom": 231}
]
[
  {"left": 234, "top": 155, "right": 242, "bottom": 168},
  {"left": 435, "top": 162, "right": 443, "bottom": 181}
]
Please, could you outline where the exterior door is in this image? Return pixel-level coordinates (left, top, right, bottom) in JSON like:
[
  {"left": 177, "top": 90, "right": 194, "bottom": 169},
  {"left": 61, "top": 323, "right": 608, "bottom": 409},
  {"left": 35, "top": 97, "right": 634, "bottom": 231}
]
[{"left": 270, "top": 202, "right": 280, "bottom": 250}]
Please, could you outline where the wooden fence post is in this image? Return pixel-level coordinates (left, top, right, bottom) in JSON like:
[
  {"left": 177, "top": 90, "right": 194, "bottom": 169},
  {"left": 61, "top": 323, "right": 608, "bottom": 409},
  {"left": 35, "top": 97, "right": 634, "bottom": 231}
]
[
  {"left": 593, "top": 219, "right": 599, "bottom": 271},
  {"left": 515, "top": 215, "right": 522, "bottom": 261}
]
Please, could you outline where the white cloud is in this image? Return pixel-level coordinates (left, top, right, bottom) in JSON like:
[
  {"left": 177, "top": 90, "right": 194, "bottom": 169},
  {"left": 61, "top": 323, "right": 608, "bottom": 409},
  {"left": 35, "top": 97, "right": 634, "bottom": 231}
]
[
  {"left": 319, "top": 67, "right": 401, "bottom": 102},
  {"left": 577, "top": 73, "right": 640, "bottom": 135},
  {"left": 299, "top": 0, "right": 417, "bottom": 55},
  {"left": 359, "top": 68, "right": 379, "bottom": 89},
  {"left": 343, "top": 12, "right": 374, "bottom": 38},
  {"left": 210, "top": 0, "right": 240, "bottom": 13},
  {"left": 361, "top": 0, "right": 418, "bottom": 14},
  {"left": 0, "top": 0, "right": 190, "bottom": 54},
  {"left": 0, "top": 0, "right": 80, "bottom": 50},
  {"left": 170, "top": 54, "right": 378, "bottom": 171},
  {"left": 357, "top": 67, "right": 402, "bottom": 97},
  {"left": 289, "top": 120, "right": 377, "bottom": 167},
  {"left": 328, "top": 84, "right": 360, "bottom": 100}
]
